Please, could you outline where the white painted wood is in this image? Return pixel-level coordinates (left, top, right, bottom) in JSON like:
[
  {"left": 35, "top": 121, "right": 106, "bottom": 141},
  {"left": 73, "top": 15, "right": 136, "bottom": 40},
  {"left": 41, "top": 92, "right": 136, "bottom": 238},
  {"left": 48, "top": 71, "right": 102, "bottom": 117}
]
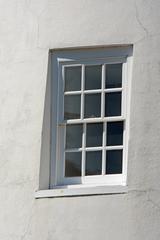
[
  {"left": 50, "top": 47, "right": 132, "bottom": 188},
  {"left": 64, "top": 88, "right": 123, "bottom": 95},
  {"left": 35, "top": 185, "right": 128, "bottom": 198},
  {"left": 81, "top": 64, "right": 85, "bottom": 120},
  {"left": 64, "top": 145, "right": 123, "bottom": 152},
  {"left": 102, "top": 122, "right": 106, "bottom": 175},
  {"left": 82, "top": 123, "right": 86, "bottom": 177},
  {"left": 57, "top": 56, "right": 127, "bottom": 65},
  {"left": 60, "top": 116, "right": 125, "bottom": 125}
]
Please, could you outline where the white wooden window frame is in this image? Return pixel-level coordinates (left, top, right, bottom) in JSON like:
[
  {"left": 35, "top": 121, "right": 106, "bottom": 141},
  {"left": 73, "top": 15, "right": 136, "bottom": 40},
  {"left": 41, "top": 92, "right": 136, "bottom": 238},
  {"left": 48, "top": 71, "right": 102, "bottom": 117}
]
[{"left": 44, "top": 47, "right": 133, "bottom": 198}]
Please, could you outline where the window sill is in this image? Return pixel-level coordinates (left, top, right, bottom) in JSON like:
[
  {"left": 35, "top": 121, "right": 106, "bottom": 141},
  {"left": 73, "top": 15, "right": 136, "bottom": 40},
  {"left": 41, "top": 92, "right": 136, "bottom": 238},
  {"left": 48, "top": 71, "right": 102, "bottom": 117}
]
[{"left": 35, "top": 185, "right": 128, "bottom": 198}]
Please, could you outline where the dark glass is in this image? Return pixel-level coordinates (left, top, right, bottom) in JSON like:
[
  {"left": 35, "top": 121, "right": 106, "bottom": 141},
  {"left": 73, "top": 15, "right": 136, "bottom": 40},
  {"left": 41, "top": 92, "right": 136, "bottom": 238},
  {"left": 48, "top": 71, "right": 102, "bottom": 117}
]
[
  {"left": 105, "top": 92, "right": 121, "bottom": 116},
  {"left": 84, "top": 94, "right": 101, "bottom": 118},
  {"left": 105, "top": 64, "right": 122, "bottom": 88},
  {"left": 65, "top": 66, "right": 81, "bottom": 91},
  {"left": 85, "top": 151, "right": 102, "bottom": 175},
  {"left": 85, "top": 65, "right": 101, "bottom": 90},
  {"left": 107, "top": 121, "right": 123, "bottom": 146},
  {"left": 64, "top": 95, "right": 81, "bottom": 119},
  {"left": 66, "top": 124, "right": 82, "bottom": 149},
  {"left": 86, "top": 123, "right": 103, "bottom": 147},
  {"left": 65, "top": 152, "right": 81, "bottom": 177},
  {"left": 106, "top": 150, "right": 122, "bottom": 174}
]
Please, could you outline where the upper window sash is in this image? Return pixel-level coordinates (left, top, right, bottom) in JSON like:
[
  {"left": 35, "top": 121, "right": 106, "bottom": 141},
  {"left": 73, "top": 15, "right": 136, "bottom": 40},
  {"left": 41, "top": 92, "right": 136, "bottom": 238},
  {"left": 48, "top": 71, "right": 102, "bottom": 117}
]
[{"left": 58, "top": 58, "right": 127, "bottom": 124}]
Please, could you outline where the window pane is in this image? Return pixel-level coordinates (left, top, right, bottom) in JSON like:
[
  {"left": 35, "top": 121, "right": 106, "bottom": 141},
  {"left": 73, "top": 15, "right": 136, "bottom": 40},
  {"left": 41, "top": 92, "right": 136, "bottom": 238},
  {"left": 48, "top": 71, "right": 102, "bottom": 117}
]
[
  {"left": 107, "top": 121, "right": 123, "bottom": 146},
  {"left": 64, "top": 95, "right": 81, "bottom": 119},
  {"left": 85, "top": 151, "right": 102, "bottom": 175},
  {"left": 84, "top": 94, "right": 101, "bottom": 118},
  {"left": 86, "top": 123, "right": 103, "bottom": 147},
  {"left": 65, "top": 152, "right": 81, "bottom": 177},
  {"left": 105, "top": 92, "right": 121, "bottom": 116},
  {"left": 106, "top": 150, "right": 122, "bottom": 174},
  {"left": 65, "top": 66, "right": 81, "bottom": 91},
  {"left": 105, "top": 64, "right": 122, "bottom": 89},
  {"left": 66, "top": 124, "right": 82, "bottom": 149},
  {"left": 85, "top": 65, "right": 101, "bottom": 90}
]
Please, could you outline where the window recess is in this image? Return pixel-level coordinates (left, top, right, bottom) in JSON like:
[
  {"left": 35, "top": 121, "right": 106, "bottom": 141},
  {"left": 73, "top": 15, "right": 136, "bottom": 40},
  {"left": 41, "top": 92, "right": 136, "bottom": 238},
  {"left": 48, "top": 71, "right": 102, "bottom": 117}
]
[{"left": 49, "top": 47, "right": 132, "bottom": 191}]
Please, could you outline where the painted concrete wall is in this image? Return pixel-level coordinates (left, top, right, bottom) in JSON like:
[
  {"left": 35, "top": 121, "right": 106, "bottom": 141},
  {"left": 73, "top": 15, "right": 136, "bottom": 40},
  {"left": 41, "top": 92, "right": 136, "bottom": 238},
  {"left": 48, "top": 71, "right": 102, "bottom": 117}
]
[{"left": 0, "top": 0, "right": 160, "bottom": 239}]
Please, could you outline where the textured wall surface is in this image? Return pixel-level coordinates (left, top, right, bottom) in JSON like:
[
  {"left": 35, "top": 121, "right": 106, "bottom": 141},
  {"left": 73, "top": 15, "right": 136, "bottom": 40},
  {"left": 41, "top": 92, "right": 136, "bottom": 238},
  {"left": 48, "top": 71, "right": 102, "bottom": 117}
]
[{"left": 0, "top": 0, "right": 160, "bottom": 239}]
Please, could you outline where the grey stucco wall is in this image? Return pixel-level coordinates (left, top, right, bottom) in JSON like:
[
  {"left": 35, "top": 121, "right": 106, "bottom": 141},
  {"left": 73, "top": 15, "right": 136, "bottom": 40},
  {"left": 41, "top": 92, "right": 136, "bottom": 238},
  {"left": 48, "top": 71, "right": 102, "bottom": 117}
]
[{"left": 0, "top": 0, "right": 160, "bottom": 239}]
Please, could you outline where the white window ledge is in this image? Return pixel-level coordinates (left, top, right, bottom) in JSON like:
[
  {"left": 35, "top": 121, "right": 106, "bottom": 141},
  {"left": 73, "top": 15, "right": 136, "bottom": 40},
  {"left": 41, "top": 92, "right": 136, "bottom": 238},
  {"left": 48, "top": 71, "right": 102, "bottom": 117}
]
[{"left": 35, "top": 185, "right": 128, "bottom": 198}]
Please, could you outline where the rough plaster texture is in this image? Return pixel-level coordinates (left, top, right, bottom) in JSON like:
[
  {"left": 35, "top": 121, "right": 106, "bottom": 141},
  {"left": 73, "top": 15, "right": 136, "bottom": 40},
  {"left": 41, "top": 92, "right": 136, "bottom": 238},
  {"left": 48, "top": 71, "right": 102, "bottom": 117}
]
[{"left": 0, "top": 0, "right": 160, "bottom": 239}]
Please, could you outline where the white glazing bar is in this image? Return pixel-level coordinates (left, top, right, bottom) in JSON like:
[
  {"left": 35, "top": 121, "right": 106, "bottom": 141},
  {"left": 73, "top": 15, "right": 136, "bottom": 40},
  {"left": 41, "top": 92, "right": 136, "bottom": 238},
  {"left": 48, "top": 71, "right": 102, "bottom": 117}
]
[
  {"left": 122, "top": 62, "right": 126, "bottom": 118},
  {"left": 82, "top": 123, "right": 86, "bottom": 177},
  {"left": 81, "top": 64, "right": 85, "bottom": 119},
  {"left": 85, "top": 146, "right": 103, "bottom": 151},
  {"left": 104, "top": 88, "right": 123, "bottom": 93},
  {"left": 102, "top": 122, "right": 106, "bottom": 175},
  {"left": 65, "top": 148, "right": 82, "bottom": 152},
  {"left": 63, "top": 89, "right": 123, "bottom": 96},
  {"left": 63, "top": 116, "right": 125, "bottom": 125},
  {"left": 84, "top": 89, "right": 102, "bottom": 94},
  {"left": 64, "top": 91, "right": 82, "bottom": 95},
  {"left": 101, "top": 64, "right": 105, "bottom": 118},
  {"left": 122, "top": 120, "right": 126, "bottom": 176},
  {"left": 63, "top": 124, "right": 67, "bottom": 177},
  {"left": 106, "top": 145, "right": 123, "bottom": 150}
]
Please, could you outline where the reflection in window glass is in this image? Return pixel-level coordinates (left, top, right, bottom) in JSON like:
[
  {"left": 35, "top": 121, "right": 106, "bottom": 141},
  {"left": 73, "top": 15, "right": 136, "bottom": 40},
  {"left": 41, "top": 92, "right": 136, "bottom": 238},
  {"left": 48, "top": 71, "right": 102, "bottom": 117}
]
[
  {"left": 64, "top": 95, "right": 81, "bottom": 120},
  {"left": 85, "top": 65, "right": 101, "bottom": 90},
  {"left": 84, "top": 93, "right": 101, "bottom": 118},
  {"left": 86, "top": 123, "right": 103, "bottom": 147},
  {"left": 66, "top": 124, "right": 82, "bottom": 149},
  {"left": 105, "top": 92, "right": 121, "bottom": 117},
  {"left": 65, "top": 152, "right": 81, "bottom": 177},
  {"left": 65, "top": 66, "right": 81, "bottom": 91},
  {"left": 85, "top": 151, "right": 102, "bottom": 175},
  {"left": 107, "top": 122, "right": 123, "bottom": 146},
  {"left": 106, "top": 150, "right": 122, "bottom": 174},
  {"left": 105, "top": 64, "right": 122, "bottom": 89}
]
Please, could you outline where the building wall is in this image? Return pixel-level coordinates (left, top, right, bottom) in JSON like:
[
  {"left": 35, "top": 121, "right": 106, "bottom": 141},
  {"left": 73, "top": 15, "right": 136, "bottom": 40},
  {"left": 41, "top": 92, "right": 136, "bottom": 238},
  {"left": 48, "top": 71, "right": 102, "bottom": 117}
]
[{"left": 0, "top": 0, "right": 160, "bottom": 239}]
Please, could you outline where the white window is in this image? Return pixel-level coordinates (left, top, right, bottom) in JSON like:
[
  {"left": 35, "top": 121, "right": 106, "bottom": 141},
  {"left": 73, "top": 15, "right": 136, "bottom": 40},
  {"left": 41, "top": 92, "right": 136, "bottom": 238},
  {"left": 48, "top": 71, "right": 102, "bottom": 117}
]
[{"left": 49, "top": 47, "right": 132, "bottom": 196}]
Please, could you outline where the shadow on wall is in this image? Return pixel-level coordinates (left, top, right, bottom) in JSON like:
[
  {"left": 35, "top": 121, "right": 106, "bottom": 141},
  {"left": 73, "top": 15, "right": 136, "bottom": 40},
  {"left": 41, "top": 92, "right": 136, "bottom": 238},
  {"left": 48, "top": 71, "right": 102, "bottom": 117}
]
[{"left": 39, "top": 52, "right": 51, "bottom": 190}]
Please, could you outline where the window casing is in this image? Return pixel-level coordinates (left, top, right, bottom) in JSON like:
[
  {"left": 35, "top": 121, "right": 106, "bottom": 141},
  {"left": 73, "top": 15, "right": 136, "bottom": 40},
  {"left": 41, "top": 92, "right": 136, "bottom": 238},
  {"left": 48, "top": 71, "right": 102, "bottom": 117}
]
[{"left": 50, "top": 47, "right": 132, "bottom": 189}]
